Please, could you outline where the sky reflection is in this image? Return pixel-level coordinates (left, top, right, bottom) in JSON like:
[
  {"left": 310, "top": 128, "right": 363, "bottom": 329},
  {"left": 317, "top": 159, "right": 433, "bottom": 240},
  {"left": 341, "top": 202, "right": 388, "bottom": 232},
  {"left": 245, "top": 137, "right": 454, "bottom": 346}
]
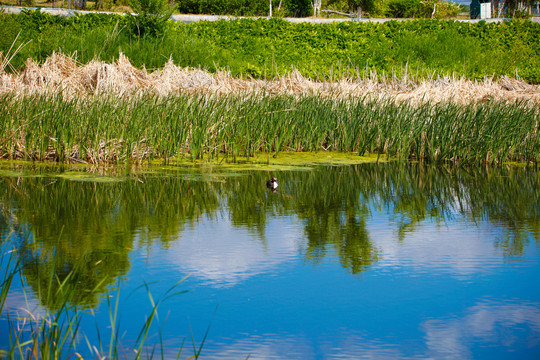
[
  {"left": 163, "top": 214, "right": 301, "bottom": 287},
  {"left": 197, "top": 300, "right": 540, "bottom": 360},
  {"left": 372, "top": 219, "right": 510, "bottom": 276},
  {"left": 423, "top": 300, "right": 540, "bottom": 360}
]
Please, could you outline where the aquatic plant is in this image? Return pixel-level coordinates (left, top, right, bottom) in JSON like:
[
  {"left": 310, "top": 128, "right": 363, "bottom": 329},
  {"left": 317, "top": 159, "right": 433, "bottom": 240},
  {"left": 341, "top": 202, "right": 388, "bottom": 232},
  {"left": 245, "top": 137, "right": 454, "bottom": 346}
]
[
  {"left": 1, "top": 198, "right": 200, "bottom": 358},
  {"left": 0, "top": 248, "right": 196, "bottom": 359},
  {"left": 0, "top": 92, "right": 538, "bottom": 165}
]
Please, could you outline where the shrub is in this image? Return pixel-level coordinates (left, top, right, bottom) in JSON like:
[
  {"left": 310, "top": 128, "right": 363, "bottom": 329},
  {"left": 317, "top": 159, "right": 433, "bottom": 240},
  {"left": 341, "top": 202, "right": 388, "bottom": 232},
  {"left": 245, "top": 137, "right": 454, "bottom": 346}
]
[
  {"left": 385, "top": 0, "right": 422, "bottom": 18},
  {"left": 420, "top": 0, "right": 462, "bottom": 19},
  {"left": 282, "top": 0, "right": 313, "bottom": 17},
  {"left": 177, "top": 0, "right": 312, "bottom": 17},
  {"left": 177, "top": 0, "right": 268, "bottom": 16},
  {"left": 126, "top": 0, "right": 174, "bottom": 38}
]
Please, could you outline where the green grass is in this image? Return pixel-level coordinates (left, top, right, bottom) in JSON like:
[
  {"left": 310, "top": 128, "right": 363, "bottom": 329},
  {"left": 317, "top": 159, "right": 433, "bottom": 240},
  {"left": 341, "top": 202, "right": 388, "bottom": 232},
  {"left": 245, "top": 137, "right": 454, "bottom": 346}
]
[
  {"left": 1, "top": 93, "right": 538, "bottom": 166},
  {"left": 1, "top": 11, "right": 540, "bottom": 82}
]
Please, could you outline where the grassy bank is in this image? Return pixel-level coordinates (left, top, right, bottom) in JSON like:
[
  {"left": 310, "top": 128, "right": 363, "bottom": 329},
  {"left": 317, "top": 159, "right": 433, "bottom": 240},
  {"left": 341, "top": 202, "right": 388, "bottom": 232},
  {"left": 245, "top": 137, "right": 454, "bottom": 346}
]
[
  {"left": 1, "top": 10, "right": 539, "bottom": 83},
  {"left": 0, "top": 93, "right": 538, "bottom": 165}
]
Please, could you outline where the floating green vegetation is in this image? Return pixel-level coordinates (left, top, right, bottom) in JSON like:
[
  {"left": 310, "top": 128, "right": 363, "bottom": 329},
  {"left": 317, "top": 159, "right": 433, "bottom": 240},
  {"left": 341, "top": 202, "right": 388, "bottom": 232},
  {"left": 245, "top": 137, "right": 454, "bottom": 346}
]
[
  {"left": 161, "top": 151, "right": 385, "bottom": 170},
  {"left": 54, "top": 172, "right": 125, "bottom": 183},
  {"left": 0, "top": 152, "right": 383, "bottom": 180},
  {"left": 0, "top": 169, "right": 30, "bottom": 178},
  {"left": 0, "top": 161, "right": 128, "bottom": 182},
  {"left": 0, "top": 93, "right": 538, "bottom": 167}
]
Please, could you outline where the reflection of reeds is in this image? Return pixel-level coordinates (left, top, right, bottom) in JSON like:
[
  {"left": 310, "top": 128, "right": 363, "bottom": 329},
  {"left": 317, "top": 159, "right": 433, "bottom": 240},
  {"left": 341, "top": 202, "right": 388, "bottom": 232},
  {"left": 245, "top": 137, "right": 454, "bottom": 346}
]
[
  {"left": 1, "top": 91, "right": 538, "bottom": 165},
  {"left": 2, "top": 163, "right": 537, "bottom": 273}
]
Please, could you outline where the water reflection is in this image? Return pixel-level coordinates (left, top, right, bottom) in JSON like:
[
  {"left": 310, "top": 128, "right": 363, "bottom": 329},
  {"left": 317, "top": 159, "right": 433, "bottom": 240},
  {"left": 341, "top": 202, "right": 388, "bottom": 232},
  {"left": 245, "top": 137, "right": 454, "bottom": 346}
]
[
  {"left": 201, "top": 298, "right": 540, "bottom": 360},
  {"left": 204, "top": 333, "right": 403, "bottom": 360},
  {"left": 422, "top": 300, "right": 540, "bottom": 359},
  {"left": 0, "top": 170, "right": 221, "bottom": 308},
  {"left": 0, "top": 163, "right": 539, "bottom": 310},
  {"left": 164, "top": 215, "right": 300, "bottom": 287}
]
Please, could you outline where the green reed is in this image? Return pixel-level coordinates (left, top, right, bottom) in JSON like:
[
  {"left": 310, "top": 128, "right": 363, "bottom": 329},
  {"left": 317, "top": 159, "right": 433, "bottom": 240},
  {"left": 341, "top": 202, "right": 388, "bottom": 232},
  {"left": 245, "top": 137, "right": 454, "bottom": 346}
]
[
  {"left": 0, "top": 93, "right": 538, "bottom": 165},
  {"left": 0, "top": 248, "right": 196, "bottom": 359}
]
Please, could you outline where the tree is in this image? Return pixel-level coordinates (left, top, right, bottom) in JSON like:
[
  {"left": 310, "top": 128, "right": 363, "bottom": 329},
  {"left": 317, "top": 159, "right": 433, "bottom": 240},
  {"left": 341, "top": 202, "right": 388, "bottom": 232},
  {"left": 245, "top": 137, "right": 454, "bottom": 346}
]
[
  {"left": 349, "top": 0, "right": 376, "bottom": 14},
  {"left": 326, "top": 0, "right": 376, "bottom": 15}
]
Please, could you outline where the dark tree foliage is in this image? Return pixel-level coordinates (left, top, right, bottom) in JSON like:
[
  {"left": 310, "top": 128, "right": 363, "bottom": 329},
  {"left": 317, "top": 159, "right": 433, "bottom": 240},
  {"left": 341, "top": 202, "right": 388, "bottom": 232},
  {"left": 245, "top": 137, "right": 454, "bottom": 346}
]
[
  {"left": 177, "top": 0, "right": 268, "bottom": 16},
  {"left": 177, "top": 0, "right": 312, "bottom": 17},
  {"left": 283, "top": 0, "right": 313, "bottom": 17},
  {"left": 385, "top": 0, "right": 422, "bottom": 18},
  {"left": 348, "top": 0, "right": 376, "bottom": 13}
]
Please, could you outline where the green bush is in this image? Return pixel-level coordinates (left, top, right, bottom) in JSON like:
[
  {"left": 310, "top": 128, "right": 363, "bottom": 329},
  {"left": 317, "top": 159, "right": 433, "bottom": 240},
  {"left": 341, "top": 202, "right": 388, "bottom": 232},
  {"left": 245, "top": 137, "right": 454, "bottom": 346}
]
[
  {"left": 383, "top": 0, "right": 460, "bottom": 19},
  {"left": 177, "top": 0, "right": 268, "bottom": 16},
  {"left": 282, "top": 0, "right": 313, "bottom": 17},
  {"left": 177, "top": 0, "right": 312, "bottom": 17},
  {"left": 126, "top": 0, "right": 175, "bottom": 38},
  {"left": 385, "top": 0, "right": 422, "bottom": 18},
  {"left": 2, "top": 11, "right": 540, "bottom": 84},
  {"left": 428, "top": 0, "right": 461, "bottom": 19}
]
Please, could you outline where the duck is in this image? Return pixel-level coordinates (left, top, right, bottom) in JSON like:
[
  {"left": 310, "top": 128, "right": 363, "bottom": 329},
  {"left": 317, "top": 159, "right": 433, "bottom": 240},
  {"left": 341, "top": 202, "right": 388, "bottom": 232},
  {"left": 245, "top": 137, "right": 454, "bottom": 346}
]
[{"left": 266, "top": 177, "right": 278, "bottom": 191}]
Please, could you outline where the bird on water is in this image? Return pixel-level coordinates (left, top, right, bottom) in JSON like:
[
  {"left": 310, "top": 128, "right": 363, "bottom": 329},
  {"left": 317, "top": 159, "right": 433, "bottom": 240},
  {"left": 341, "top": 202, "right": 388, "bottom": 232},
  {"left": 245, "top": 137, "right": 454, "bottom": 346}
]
[{"left": 266, "top": 177, "right": 278, "bottom": 191}]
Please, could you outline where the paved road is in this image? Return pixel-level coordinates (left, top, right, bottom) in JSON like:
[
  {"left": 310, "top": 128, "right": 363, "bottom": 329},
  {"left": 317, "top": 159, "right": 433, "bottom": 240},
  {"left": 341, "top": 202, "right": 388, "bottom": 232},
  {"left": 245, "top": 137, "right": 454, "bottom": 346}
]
[{"left": 2, "top": 5, "right": 527, "bottom": 23}]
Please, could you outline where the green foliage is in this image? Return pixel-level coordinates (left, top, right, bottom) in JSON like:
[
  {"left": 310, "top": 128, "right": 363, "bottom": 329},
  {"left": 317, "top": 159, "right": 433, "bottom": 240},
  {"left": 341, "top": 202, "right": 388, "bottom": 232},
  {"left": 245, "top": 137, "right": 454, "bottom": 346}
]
[
  {"left": 176, "top": 0, "right": 312, "bottom": 17},
  {"left": 15, "top": 8, "right": 124, "bottom": 33},
  {"left": 386, "top": 0, "right": 422, "bottom": 18},
  {"left": 347, "top": 0, "right": 377, "bottom": 13},
  {"left": 283, "top": 0, "right": 313, "bottom": 17},
  {"left": 177, "top": 0, "right": 269, "bottom": 16},
  {"left": 429, "top": 0, "right": 462, "bottom": 19},
  {"left": 1, "top": 11, "right": 540, "bottom": 83},
  {"left": 324, "top": 0, "right": 460, "bottom": 18},
  {"left": 126, "top": 0, "right": 174, "bottom": 38}
]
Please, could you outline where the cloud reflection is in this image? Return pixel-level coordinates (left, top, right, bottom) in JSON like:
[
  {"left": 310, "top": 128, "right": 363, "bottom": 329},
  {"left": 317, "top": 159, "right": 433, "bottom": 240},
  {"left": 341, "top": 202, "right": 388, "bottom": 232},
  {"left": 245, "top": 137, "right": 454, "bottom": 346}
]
[
  {"left": 203, "top": 332, "right": 403, "bottom": 360},
  {"left": 373, "top": 221, "right": 507, "bottom": 276},
  {"left": 423, "top": 300, "right": 540, "bottom": 359},
  {"left": 164, "top": 211, "right": 524, "bottom": 288},
  {"left": 199, "top": 300, "right": 540, "bottom": 359},
  {"left": 2, "top": 288, "right": 43, "bottom": 317},
  {"left": 165, "top": 215, "right": 301, "bottom": 287}
]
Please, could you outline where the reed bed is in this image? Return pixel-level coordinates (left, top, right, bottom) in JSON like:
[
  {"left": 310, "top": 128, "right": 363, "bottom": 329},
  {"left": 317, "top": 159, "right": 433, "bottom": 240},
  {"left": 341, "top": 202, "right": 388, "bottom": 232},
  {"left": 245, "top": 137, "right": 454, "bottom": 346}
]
[
  {"left": 1, "top": 91, "right": 538, "bottom": 165},
  {"left": 1, "top": 52, "right": 540, "bottom": 104}
]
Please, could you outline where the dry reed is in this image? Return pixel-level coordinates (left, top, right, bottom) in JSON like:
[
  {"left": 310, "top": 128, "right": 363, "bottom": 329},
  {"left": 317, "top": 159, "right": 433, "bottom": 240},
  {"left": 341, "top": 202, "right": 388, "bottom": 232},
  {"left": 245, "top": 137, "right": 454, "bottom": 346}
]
[{"left": 1, "top": 52, "right": 539, "bottom": 104}]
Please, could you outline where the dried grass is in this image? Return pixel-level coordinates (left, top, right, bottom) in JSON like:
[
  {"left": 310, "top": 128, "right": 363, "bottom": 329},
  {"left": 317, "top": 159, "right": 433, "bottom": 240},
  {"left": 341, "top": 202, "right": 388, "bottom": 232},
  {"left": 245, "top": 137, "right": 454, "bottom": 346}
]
[{"left": 1, "top": 52, "right": 539, "bottom": 104}]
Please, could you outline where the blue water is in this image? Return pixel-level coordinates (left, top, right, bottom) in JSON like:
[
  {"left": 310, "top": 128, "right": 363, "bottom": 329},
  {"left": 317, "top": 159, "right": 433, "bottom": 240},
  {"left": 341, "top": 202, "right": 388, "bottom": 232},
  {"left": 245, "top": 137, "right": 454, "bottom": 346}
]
[
  {"left": 1, "top": 164, "right": 539, "bottom": 359},
  {"left": 122, "top": 216, "right": 540, "bottom": 359}
]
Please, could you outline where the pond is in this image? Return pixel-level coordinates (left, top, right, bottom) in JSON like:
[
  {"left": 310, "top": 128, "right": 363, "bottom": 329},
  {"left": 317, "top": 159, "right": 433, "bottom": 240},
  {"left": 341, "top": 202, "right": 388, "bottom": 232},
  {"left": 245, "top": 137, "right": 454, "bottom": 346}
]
[{"left": 1, "top": 161, "right": 539, "bottom": 359}]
